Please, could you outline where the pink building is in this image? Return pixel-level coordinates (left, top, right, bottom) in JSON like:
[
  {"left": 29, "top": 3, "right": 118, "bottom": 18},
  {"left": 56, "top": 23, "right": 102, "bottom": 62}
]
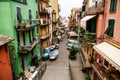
[
  {"left": 91, "top": 0, "right": 120, "bottom": 80},
  {"left": 80, "top": 0, "right": 120, "bottom": 80}
]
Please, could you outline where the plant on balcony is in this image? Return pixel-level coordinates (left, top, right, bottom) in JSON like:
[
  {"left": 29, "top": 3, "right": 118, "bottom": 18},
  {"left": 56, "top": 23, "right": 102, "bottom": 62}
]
[
  {"left": 69, "top": 46, "right": 77, "bottom": 60},
  {"left": 31, "top": 56, "right": 39, "bottom": 67}
]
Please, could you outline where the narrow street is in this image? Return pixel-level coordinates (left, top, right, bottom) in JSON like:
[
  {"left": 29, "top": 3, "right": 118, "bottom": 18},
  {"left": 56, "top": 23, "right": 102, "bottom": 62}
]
[
  {"left": 40, "top": 36, "right": 85, "bottom": 80},
  {"left": 41, "top": 37, "right": 70, "bottom": 80}
]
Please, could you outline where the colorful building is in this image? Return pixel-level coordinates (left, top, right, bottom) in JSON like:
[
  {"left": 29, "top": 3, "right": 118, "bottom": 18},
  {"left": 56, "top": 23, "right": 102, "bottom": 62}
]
[
  {"left": 0, "top": 34, "right": 13, "bottom": 80},
  {"left": 49, "top": 0, "right": 60, "bottom": 44},
  {"left": 80, "top": 0, "right": 104, "bottom": 76},
  {"left": 0, "top": 0, "right": 40, "bottom": 78},
  {"left": 91, "top": 0, "right": 120, "bottom": 80},
  {"left": 38, "top": 0, "right": 51, "bottom": 52}
]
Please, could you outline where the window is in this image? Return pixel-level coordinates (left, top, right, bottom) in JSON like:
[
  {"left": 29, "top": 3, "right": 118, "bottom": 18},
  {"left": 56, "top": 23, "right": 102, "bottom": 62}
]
[
  {"left": 82, "top": 5, "right": 85, "bottom": 11},
  {"left": 104, "top": 59, "right": 109, "bottom": 67},
  {"left": 36, "top": 11, "right": 38, "bottom": 19},
  {"left": 104, "top": 19, "right": 115, "bottom": 37},
  {"left": 16, "top": 7, "right": 22, "bottom": 23},
  {"left": 29, "top": 9, "right": 32, "bottom": 24},
  {"left": 14, "top": 0, "right": 27, "bottom": 4},
  {"left": 110, "top": 0, "right": 117, "bottom": 13}
]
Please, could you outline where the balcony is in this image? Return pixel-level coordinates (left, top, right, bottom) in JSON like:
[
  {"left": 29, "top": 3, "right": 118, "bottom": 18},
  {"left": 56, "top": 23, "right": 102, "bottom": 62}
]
[
  {"left": 40, "top": 33, "right": 50, "bottom": 40},
  {"left": 92, "top": 62, "right": 120, "bottom": 80},
  {"left": 18, "top": 38, "right": 40, "bottom": 53},
  {"left": 52, "top": 20, "right": 58, "bottom": 24},
  {"left": 15, "top": 19, "right": 39, "bottom": 32},
  {"left": 19, "top": 62, "right": 47, "bottom": 80},
  {"left": 87, "top": 1, "right": 104, "bottom": 14},
  {"left": 80, "top": 43, "right": 91, "bottom": 68},
  {"left": 52, "top": 26, "right": 58, "bottom": 32}
]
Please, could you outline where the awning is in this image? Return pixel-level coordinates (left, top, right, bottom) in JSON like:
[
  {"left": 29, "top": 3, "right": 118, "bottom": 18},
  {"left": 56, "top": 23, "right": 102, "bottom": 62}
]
[
  {"left": 80, "top": 15, "right": 96, "bottom": 30},
  {"left": 67, "top": 31, "right": 78, "bottom": 37},
  {"left": 93, "top": 42, "right": 120, "bottom": 71}
]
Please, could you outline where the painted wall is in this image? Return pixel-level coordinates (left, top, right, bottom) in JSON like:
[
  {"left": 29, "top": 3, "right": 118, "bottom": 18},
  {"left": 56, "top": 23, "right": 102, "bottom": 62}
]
[
  {"left": 96, "top": 14, "right": 104, "bottom": 38},
  {"left": 0, "top": 45, "right": 13, "bottom": 80},
  {"left": 104, "top": 0, "right": 120, "bottom": 43},
  {"left": 49, "top": 0, "right": 59, "bottom": 19},
  {"left": 0, "top": 0, "right": 40, "bottom": 74}
]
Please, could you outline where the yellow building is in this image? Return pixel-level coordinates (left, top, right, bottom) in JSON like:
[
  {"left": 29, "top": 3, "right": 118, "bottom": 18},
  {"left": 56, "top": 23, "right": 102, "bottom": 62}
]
[
  {"left": 49, "top": 0, "right": 60, "bottom": 44},
  {"left": 49, "top": 0, "right": 59, "bottom": 19},
  {"left": 38, "top": 0, "right": 51, "bottom": 52}
]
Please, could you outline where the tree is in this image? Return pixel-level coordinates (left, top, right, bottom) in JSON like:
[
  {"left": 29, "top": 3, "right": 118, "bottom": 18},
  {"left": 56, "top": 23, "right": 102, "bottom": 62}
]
[{"left": 69, "top": 46, "right": 77, "bottom": 60}]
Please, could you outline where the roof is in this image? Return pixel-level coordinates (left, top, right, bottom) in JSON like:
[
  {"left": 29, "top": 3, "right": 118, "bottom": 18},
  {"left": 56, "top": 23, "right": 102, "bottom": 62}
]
[
  {"left": 0, "top": 34, "right": 13, "bottom": 46},
  {"left": 93, "top": 42, "right": 120, "bottom": 71}
]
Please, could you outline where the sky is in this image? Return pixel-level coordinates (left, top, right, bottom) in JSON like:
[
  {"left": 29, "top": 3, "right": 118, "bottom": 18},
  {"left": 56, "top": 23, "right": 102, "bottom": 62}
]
[{"left": 58, "top": 0, "right": 83, "bottom": 18}]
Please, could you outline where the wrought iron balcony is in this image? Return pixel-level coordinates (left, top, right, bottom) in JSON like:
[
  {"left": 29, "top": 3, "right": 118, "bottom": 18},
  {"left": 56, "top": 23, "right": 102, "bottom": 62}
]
[
  {"left": 15, "top": 19, "right": 39, "bottom": 32},
  {"left": 18, "top": 38, "right": 40, "bottom": 53}
]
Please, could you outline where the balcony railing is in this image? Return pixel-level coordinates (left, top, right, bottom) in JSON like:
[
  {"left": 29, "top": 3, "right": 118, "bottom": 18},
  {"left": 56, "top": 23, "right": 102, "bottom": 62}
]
[
  {"left": 87, "top": 2, "right": 104, "bottom": 14},
  {"left": 15, "top": 19, "right": 39, "bottom": 32},
  {"left": 40, "top": 33, "right": 50, "bottom": 40},
  {"left": 18, "top": 38, "right": 40, "bottom": 53}
]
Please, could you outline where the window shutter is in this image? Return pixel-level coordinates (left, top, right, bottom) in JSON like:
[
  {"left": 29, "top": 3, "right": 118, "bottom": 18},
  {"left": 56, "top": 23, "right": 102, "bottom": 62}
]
[
  {"left": 17, "top": 7, "right": 22, "bottom": 23},
  {"left": 105, "top": 19, "right": 115, "bottom": 37},
  {"left": 110, "top": 0, "right": 117, "bottom": 13},
  {"left": 113, "top": 0, "right": 117, "bottom": 12}
]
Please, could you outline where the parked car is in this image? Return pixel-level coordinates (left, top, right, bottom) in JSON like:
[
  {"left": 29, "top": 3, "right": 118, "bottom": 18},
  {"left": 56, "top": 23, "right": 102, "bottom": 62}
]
[
  {"left": 41, "top": 48, "right": 50, "bottom": 60},
  {"left": 49, "top": 49, "right": 59, "bottom": 60},
  {"left": 66, "top": 42, "right": 79, "bottom": 51},
  {"left": 41, "top": 45, "right": 59, "bottom": 60}
]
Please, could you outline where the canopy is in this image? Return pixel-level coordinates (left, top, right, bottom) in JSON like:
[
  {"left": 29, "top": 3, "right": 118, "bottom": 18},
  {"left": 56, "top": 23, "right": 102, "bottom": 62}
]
[
  {"left": 93, "top": 42, "right": 120, "bottom": 71},
  {"left": 67, "top": 31, "right": 78, "bottom": 37},
  {"left": 80, "top": 15, "right": 96, "bottom": 30}
]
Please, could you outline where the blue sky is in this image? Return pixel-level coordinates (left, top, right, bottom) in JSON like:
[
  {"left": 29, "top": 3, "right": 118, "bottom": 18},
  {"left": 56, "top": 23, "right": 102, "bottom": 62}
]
[{"left": 58, "top": 0, "right": 83, "bottom": 17}]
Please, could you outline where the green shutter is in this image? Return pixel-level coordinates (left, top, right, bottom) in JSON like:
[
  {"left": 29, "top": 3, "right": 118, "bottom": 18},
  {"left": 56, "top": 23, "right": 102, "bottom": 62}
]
[
  {"left": 114, "top": 0, "right": 117, "bottom": 12},
  {"left": 105, "top": 19, "right": 115, "bottom": 37},
  {"left": 110, "top": 0, "right": 117, "bottom": 13}
]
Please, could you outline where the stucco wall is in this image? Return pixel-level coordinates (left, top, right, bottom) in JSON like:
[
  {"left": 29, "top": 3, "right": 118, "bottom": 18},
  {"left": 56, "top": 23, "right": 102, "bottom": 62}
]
[{"left": 104, "top": 0, "right": 120, "bottom": 42}]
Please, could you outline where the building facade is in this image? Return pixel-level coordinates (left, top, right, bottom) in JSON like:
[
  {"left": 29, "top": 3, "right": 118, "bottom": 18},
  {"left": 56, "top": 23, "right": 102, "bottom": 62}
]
[
  {"left": 0, "top": 34, "right": 13, "bottom": 80},
  {"left": 0, "top": 0, "right": 41, "bottom": 78},
  {"left": 91, "top": 0, "right": 120, "bottom": 80}
]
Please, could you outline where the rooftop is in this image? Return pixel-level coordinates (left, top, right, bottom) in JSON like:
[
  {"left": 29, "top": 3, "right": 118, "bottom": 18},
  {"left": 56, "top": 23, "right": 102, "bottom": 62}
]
[{"left": 0, "top": 34, "right": 13, "bottom": 46}]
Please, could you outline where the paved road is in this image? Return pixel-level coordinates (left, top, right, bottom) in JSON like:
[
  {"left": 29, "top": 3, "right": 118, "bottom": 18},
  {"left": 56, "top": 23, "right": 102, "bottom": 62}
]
[{"left": 41, "top": 37, "right": 71, "bottom": 80}]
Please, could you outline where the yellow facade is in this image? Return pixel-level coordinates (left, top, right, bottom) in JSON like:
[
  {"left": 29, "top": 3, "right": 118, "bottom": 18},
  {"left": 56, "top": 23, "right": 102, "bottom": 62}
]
[{"left": 49, "top": 0, "right": 59, "bottom": 19}]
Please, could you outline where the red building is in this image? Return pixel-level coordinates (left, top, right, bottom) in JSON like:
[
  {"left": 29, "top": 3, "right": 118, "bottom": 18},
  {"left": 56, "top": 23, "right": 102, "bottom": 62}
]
[{"left": 0, "top": 34, "right": 13, "bottom": 80}]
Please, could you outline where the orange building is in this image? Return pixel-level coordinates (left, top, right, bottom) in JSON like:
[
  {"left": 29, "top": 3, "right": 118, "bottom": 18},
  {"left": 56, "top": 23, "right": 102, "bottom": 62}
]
[{"left": 0, "top": 34, "right": 13, "bottom": 80}]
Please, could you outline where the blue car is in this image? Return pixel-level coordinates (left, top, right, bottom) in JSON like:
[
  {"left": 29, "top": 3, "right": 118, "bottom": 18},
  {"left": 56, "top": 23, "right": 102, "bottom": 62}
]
[
  {"left": 41, "top": 45, "right": 57, "bottom": 60},
  {"left": 49, "top": 49, "right": 59, "bottom": 60},
  {"left": 41, "top": 48, "right": 51, "bottom": 60}
]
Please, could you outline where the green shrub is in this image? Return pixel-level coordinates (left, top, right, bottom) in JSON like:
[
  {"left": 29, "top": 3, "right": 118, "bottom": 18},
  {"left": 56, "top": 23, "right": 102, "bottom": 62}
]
[
  {"left": 69, "top": 46, "right": 77, "bottom": 60},
  {"left": 69, "top": 54, "right": 76, "bottom": 60}
]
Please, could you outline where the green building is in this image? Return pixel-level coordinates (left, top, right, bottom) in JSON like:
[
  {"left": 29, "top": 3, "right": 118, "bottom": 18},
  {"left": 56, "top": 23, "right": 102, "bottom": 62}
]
[{"left": 0, "top": 0, "right": 40, "bottom": 77}]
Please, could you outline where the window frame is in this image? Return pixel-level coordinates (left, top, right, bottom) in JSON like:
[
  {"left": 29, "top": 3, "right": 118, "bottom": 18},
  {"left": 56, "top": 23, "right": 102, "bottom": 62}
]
[
  {"left": 110, "top": 0, "right": 117, "bottom": 13},
  {"left": 104, "top": 19, "right": 115, "bottom": 37}
]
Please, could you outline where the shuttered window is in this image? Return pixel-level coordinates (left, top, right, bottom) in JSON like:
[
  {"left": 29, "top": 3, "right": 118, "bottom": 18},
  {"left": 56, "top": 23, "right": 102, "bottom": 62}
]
[
  {"left": 105, "top": 19, "right": 115, "bottom": 37},
  {"left": 110, "top": 0, "right": 117, "bottom": 13},
  {"left": 16, "top": 7, "right": 22, "bottom": 23}
]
